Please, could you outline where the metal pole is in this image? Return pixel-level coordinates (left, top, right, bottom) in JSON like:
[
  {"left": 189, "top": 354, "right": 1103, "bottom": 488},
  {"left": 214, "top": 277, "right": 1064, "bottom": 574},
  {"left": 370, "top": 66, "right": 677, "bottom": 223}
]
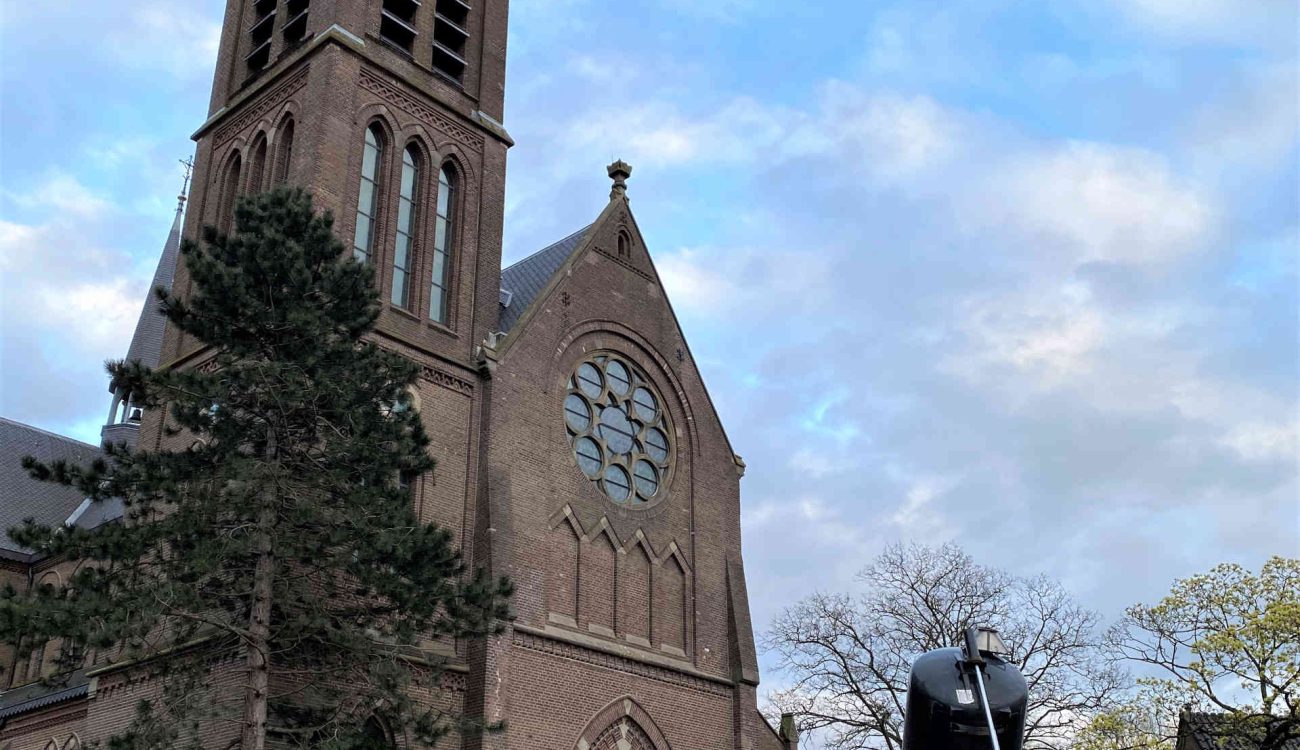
[{"left": 972, "top": 663, "right": 1002, "bottom": 750}]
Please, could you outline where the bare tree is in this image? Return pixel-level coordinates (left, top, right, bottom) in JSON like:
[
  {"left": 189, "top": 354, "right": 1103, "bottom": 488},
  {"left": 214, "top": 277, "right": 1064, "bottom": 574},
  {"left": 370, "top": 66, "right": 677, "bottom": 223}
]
[{"left": 763, "top": 543, "right": 1125, "bottom": 750}]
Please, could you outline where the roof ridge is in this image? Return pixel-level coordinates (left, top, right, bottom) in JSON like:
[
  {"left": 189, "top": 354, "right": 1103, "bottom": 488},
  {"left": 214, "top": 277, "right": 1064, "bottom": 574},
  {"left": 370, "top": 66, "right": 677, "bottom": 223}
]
[
  {"left": 0, "top": 417, "right": 100, "bottom": 451},
  {"left": 503, "top": 224, "right": 592, "bottom": 272}
]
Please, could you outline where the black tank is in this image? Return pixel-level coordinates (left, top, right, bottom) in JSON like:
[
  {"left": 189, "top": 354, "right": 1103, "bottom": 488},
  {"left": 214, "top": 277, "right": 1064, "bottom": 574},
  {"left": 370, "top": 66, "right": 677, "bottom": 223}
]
[{"left": 902, "top": 647, "right": 1028, "bottom": 750}]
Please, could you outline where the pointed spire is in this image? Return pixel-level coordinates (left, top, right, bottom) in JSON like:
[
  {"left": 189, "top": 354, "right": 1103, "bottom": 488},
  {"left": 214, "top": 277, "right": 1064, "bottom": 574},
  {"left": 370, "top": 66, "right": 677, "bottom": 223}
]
[
  {"left": 104, "top": 159, "right": 192, "bottom": 445},
  {"left": 608, "top": 159, "right": 632, "bottom": 202},
  {"left": 122, "top": 164, "right": 187, "bottom": 370}
]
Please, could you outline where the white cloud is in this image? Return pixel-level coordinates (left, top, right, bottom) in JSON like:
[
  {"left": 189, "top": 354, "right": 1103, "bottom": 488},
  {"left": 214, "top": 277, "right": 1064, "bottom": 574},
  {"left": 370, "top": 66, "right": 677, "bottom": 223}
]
[
  {"left": 1220, "top": 422, "right": 1299, "bottom": 463},
  {"left": 889, "top": 477, "right": 957, "bottom": 540},
  {"left": 1109, "top": 0, "right": 1295, "bottom": 47},
  {"left": 655, "top": 244, "right": 834, "bottom": 320},
  {"left": 105, "top": 4, "right": 221, "bottom": 79},
  {"left": 991, "top": 142, "right": 1216, "bottom": 267},
  {"left": 5, "top": 172, "right": 114, "bottom": 221},
  {"left": 1184, "top": 62, "right": 1300, "bottom": 174},
  {"left": 953, "top": 291, "right": 1108, "bottom": 389},
  {"left": 810, "top": 86, "right": 959, "bottom": 182}
]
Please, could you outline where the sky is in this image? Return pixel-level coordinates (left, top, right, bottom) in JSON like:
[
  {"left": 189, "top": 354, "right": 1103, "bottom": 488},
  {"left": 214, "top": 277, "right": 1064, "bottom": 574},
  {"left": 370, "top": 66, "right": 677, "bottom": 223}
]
[{"left": 0, "top": 0, "right": 1297, "bottom": 736}]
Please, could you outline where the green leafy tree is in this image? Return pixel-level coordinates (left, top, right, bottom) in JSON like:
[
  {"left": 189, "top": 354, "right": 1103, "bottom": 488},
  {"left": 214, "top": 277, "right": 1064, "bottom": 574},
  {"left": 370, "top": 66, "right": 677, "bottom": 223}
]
[
  {"left": 1109, "top": 556, "right": 1300, "bottom": 750},
  {"left": 1069, "top": 689, "right": 1178, "bottom": 750},
  {"left": 0, "top": 189, "right": 513, "bottom": 749}
]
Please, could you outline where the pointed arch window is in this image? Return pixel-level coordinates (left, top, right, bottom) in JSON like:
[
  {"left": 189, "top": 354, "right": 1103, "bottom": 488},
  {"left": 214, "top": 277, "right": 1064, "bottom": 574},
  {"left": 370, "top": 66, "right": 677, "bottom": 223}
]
[
  {"left": 429, "top": 164, "right": 456, "bottom": 324},
  {"left": 218, "top": 153, "right": 242, "bottom": 232},
  {"left": 391, "top": 145, "right": 420, "bottom": 308},
  {"left": 248, "top": 134, "right": 268, "bottom": 195},
  {"left": 618, "top": 231, "right": 631, "bottom": 258},
  {"left": 353, "top": 125, "right": 384, "bottom": 264},
  {"left": 273, "top": 118, "right": 295, "bottom": 185}
]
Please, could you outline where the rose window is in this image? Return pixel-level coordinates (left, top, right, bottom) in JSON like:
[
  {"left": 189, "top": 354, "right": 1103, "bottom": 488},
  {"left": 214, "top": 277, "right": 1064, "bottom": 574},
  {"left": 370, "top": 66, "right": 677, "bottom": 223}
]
[{"left": 565, "top": 354, "right": 673, "bottom": 505}]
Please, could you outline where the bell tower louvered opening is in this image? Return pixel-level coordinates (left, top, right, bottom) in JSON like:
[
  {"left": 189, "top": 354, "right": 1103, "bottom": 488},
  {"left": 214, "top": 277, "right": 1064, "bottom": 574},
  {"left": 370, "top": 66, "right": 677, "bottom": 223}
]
[
  {"left": 282, "top": 0, "right": 310, "bottom": 47},
  {"left": 432, "top": 0, "right": 470, "bottom": 83},
  {"left": 246, "top": 0, "right": 276, "bottom": 72},
  {"left": 380, "top": 0, "right": 420, "bottom": 55}
]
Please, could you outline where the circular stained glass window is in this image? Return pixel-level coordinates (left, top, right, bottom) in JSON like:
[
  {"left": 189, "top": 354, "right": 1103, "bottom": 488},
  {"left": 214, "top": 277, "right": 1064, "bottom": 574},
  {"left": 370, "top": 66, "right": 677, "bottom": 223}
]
[{"left": 564, "top": 353, "right": 674, "bottom": 505}]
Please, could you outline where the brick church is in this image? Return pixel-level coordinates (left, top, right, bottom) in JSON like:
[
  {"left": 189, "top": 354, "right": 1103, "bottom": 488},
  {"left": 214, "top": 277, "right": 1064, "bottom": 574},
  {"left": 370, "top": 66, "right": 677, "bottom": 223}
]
[{"left": 0, "top": 1, "right": 798, "bottom": 748}]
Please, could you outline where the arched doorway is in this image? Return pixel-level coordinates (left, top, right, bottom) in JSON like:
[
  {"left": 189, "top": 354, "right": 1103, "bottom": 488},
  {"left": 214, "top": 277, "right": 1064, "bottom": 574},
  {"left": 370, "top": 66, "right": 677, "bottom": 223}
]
[
  {"left": 590, "top": 719, "right": 656, "bottom": 750},
  {"left": 573, "top": 696, "right": 672, "bottom": 750}
]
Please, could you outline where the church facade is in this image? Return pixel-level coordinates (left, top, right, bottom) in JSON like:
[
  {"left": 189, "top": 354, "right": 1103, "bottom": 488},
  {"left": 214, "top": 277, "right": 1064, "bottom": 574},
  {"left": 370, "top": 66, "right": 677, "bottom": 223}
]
[{"left": 0, "top": 1, "right": 795, "bottom": 748}]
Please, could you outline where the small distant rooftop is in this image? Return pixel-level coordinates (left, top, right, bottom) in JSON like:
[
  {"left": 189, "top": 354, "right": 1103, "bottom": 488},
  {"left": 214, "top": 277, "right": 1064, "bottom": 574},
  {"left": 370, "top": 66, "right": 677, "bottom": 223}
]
[
  {"left": 0, "top": 418, "right": 102, "bottom": 558},
  {"left": 1178, "top": 710, "right": 1300, "bottom": 750}
]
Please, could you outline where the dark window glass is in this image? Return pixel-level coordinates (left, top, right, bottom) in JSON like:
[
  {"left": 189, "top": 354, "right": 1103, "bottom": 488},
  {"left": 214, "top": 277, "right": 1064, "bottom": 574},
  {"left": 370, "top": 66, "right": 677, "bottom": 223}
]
[
  {"left": 219, "top": 153, "right": 243, "bottom": 232},
  {"left": 603, "top": 464, "right": 631, "bottom": 502},
  {"left": 429, "top": 166, "right": 455, "bottom": 323},
  {"left": 564, "top": 354, "right": 674, "bottom": 506},
  {"left": 634, "top": 460, "right": 658, "bottom": 499},
  {"left": 575, "top": 438, "right": 602, "bottom": 478},
  {"left": 632, "top": 387, "right": 657, "bottom": 421},
  {"left": 248, "top": 135, "right": 267, "bottom": 195},
  {"left": 577, "top": 363, "right": 603, "bottom": 398},
  {"left": 606, "top": 360, "right": 631, "bottom": 394},
  {"left": 565, "top": 394, "right": 591, "bottom": 431},
  {"left": 353, "top": 126, "right": 383, "bottom": 264},
  {"left": 391, "top": 146, "right": 419, "bottom": 308},
  {"left": 273, "top": 119, "right": 295, "bottom": 185}
]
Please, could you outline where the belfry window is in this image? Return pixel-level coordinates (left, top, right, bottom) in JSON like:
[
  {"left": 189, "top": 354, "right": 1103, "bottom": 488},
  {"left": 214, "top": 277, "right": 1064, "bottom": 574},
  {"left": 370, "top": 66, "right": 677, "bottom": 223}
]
[
  {"left": 391, "top": 146, "right": 420, "bottom": 308},
  {"left": 380, "top": 0, "right": 420, "bottom": 54},
  {"left": 431, "top": 0, "right": 470, "bottom": 83},
  {"left": 429, "top": 165, "right": 455, "bottom": 323},
  {"left": 282, "top": 0, "right": 310, "bottom": 46},
  {"left": 246, "top": 0, "right": 276, "bottom": 72},
  {"left": 353, "top": 125, "right": 383, "bottom": 264}
]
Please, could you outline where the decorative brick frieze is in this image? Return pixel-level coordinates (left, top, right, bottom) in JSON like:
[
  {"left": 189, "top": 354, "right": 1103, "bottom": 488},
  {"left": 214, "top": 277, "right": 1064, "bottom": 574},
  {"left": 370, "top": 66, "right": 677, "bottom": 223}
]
[
  {"left": 213, "top": 67, "right": 310, "bottom": 147},
  {"left": 512, "top": 626, "right": 729, "bottom": 698},
  {"left": 419, "top": 364, "right": 475, "bottom": 396},
  {"left": 358, "top": 69, "right": 485, "bottom": 149}
]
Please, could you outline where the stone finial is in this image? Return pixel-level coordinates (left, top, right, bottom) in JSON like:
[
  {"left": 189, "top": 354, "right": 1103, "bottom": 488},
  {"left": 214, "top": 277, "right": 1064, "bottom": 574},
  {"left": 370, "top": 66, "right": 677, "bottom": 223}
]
[{"left": 607, "top": 159, "right": 633, "bottom": 201}]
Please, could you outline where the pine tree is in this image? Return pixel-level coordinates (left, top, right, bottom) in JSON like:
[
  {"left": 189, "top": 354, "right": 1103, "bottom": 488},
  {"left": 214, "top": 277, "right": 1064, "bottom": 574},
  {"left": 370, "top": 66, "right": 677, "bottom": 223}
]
[{"left": 1, "top": 188, "right": 513, "bottom": 749}]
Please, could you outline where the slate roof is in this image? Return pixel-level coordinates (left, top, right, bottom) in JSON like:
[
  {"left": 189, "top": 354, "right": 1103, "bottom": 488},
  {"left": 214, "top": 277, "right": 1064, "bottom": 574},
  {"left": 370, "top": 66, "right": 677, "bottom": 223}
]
[
  {"left": 497, "top": 225, "right": 591, "bottom": 333},
  {"left": 120, "top": 204, "right": 184, "bottom": 375},
  {"left": 0, "top": 669, "right": 89, "bottom": 719},
  {"left": 0, "top": 418, "right": 101, "bottom": 556},
  {"left": 1179, "top": 711, "right": 1300, "bottom": 750}
]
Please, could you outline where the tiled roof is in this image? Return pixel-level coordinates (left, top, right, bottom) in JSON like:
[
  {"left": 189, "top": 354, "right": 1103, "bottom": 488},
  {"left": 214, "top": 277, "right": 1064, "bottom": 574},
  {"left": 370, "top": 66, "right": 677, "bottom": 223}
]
[
  {"left": 0, "top": 669, "right": 89, "bottom": 719},
  {"left": 0, "top": 418, "right": 101, "bottom": 555},
  {"left": 121, "top": 205, "right": 184, "bottom": 373},
  {"left": 1180, "top": 711, "right": 1300, "bottom": 750},
  {"left": 497, "top": 225, "right": 591, "bottom": 333}
]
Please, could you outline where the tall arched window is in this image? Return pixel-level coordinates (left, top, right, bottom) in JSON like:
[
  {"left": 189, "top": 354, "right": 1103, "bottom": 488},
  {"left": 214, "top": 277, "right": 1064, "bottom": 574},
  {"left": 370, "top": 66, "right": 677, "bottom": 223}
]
[
  {"left": 391, "top": 145, "right": 420, "bottom": 308},
  {"left": 429, "top": 164, "right": 456, "bottom": 324},
  {"left": 248, "top": 134, "right": 268, "bottom": 195},
  {"left": 617, "top": 231, "right": 631, "bottom": 258},
  {"left": 218, "top": 152, "right": 242, "bottom": 232},
  {"left": 352, "top": 125, "right": 384, "bottom": 264},
  {"left": 273, "top": 118, "right": 295, "bottom": 185}
]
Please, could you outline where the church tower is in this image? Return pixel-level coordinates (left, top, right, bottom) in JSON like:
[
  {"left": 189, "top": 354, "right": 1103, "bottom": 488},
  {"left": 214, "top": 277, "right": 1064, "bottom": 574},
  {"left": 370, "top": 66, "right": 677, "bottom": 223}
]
[
  {"left": 163, "top": 0, "right": 512, "bottom": 375},
  {"left": 142, "top": 0, "right": 517, "bottom": 741}
]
